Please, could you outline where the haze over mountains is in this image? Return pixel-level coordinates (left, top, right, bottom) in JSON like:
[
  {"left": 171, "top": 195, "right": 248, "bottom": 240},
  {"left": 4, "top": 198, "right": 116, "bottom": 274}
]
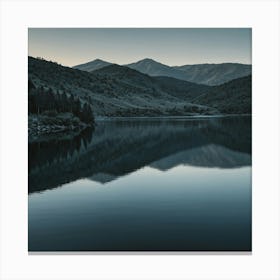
[
  {"left": 74, "top": 58, "right": 252, "bottom": 86},
  {"left": 29, "top": 56, "right": 251, "bottom": 117}
]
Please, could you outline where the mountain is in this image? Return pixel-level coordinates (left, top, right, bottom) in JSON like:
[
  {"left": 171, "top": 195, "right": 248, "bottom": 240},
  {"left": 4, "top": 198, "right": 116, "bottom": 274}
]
[
  {"left": 127, "top": 59, "right": 251, "bottom": 85},
  {"left": 174, "top": 63, "right": 252, "bottom": 85},
  {"left": 125, "top": 58, "right": 188, "bottom": 81},
  {"left": 74, "top": 58, "right": 251, "bottom": 85},
  {"left": 28, "top": 56, "right": 251, "bottom": 117},
  {"left": 73, "top": 59, "right": 112, "bottom": 72}
]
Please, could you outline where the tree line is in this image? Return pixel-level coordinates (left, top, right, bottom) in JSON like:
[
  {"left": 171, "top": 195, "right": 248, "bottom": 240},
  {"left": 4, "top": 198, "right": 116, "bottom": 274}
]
[{"left": 28, "top": 80, "right": 94, "bottom": 124}]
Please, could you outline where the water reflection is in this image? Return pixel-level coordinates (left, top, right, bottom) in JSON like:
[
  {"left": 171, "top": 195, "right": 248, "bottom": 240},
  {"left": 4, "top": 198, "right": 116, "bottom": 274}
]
[
  {"left": 29, "top": 117, "right": 251, "bottom": 193},
  {"left": 28, "top": 117, "right": 252, "bottom": 251}
]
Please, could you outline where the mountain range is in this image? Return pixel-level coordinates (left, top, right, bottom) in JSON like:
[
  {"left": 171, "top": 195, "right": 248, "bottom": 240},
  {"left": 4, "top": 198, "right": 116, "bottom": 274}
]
[
  {"left": 74, "top": 58, "right": 251, "bottom": 86},
  {"left": 29, "top": 56, "right": 251, "bottom": 117}
]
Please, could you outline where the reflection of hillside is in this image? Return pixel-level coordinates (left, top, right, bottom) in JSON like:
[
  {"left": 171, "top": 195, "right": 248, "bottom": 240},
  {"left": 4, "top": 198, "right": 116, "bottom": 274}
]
[
  {"left": 150, "top": 144, "right": 251, "bottom": 170},
  {"left": 28, "top": 117, "right": 251, "bottom": 193}
]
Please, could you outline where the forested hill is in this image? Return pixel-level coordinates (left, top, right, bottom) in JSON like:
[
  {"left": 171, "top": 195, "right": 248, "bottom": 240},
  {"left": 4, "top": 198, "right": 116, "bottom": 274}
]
[
  {"left": 28, "top": 80, "right": 94, "bottom": 123},
  {"left": 28, "top": 56, "right": 251, "bottom": 117},
  {"left": 192, "top": 75, "right": 252, "bottom": 114}
]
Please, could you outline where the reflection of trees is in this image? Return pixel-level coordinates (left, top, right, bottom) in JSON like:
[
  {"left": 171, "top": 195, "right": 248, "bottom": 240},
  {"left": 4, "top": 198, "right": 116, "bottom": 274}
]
[
  {"left": 28, "top": 127, "right": 94, "bottom": 172},
  {"left": 28, "top": 117, "right": 251, "bottom": 194}
]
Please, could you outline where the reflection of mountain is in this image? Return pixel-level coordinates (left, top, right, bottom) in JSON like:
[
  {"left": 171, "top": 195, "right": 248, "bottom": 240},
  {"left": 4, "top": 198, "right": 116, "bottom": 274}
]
[
  {"left": 88, "top": 173, "right": 119, "bottom": 184},
  {"left": 150, "top": 144, "right": 251, "bottom": 170},
  {"left": 28, "top": 117, "right": 251, "bottom": 193}
]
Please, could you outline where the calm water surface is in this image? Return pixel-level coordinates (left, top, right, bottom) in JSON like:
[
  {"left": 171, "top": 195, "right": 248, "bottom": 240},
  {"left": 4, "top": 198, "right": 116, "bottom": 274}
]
[{"left": 28, "top": 117, "right": 251, "bottom": 251}]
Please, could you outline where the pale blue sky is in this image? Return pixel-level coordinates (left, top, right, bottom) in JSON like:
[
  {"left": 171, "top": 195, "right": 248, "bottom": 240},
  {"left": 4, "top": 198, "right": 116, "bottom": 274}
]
[{"left": 28, "top": 28, "right": 251, "bottom": 67}]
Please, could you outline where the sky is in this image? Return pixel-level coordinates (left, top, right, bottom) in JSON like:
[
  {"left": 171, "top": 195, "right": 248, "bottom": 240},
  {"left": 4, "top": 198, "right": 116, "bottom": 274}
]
[{"left": 28, "top": 28, "right": 251, "bottom": 67}]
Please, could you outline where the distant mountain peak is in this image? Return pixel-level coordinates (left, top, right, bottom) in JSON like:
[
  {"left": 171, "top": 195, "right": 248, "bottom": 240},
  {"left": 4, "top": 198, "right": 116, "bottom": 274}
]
[
  {"left": 132, "top": 58, "right": 164, "bottom": 65},
  {"left": 76, "top": 58, "right": 108, "bottom": 65},
  {"left": 140, "top": 58, "right": 157, "bottom": 62},
  {"left": 73, "top": 58, "right": 112, "bottom": 72},
  {"left": 125, "top": 58, "right": 187, "bottom": 81},
  {"left": 88, "top": 58, "right": 107, "bottom": 64},
  {"left": 94, "top": 58, "right": 105, "bottom": 62}
]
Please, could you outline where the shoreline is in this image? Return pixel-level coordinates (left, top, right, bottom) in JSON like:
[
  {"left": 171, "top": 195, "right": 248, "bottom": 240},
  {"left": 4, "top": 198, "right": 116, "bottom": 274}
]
[
  {"left": 28, "top": 114, "right": 251, "bottom": 141},
  {"left": 95, "top": 114, "right": 251, "bottom": 121},
  {"left": 28, "top": 113, "right": 93, "bottom": 141}
]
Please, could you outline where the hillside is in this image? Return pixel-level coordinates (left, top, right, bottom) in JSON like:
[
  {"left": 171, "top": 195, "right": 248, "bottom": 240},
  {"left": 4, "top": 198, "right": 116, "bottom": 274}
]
[
  {"left": 29, "top": 57, "right": 218, "bottom": 116},
  {"left": 92, "top": 64, "right": 211, "bottom": 100},
  {"left": 192, "top": 75, "right": 252, "bottom": 114},
  {"left": 29, "top": 57, "right": 251, "bottom": 117},
  {"left": 174, "top": 63, "right": 252, "bottom": 85},
  {"left": 75, "top": 58, "right": 251, "bottom": 85}
]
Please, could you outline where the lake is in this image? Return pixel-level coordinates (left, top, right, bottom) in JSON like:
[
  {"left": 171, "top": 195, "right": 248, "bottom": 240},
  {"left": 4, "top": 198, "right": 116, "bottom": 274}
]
[{"left": 28, "top": 116, "right": 252, "bottom": 251}]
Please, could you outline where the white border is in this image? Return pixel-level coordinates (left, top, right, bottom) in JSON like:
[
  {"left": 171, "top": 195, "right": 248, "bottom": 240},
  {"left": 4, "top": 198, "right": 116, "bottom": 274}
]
[{"left": 1, "top": 0, "right": 280, "bottom": 279}]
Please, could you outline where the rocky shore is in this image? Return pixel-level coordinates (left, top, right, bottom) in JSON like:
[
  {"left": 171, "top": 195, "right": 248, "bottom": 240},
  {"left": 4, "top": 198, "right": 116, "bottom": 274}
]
[{"left": 28, "top": 113, "right": 91, "bottom": 141}]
